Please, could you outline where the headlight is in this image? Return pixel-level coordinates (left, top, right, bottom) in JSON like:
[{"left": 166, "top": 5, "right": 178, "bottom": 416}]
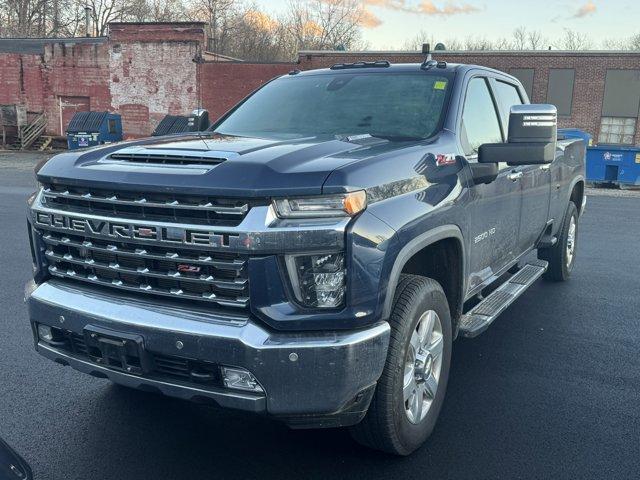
[
  {"left": 273, "top": 191, "right": 366, "bottom": 218},
  {"left": 285, "top": 253, "right": 346, "bottom": 308}
]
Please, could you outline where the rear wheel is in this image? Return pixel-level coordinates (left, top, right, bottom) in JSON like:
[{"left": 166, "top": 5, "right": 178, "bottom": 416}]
[
  {"left": 539, "top": 202, "right": 579, "bottom": 281},
  {"left": 349, "top": 274, "right": 452, "bottom": 455}
]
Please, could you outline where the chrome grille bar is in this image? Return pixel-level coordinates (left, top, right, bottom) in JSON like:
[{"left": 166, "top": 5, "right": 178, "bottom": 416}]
[
  {"left": 44, "top": 250, "right": 247, "bottom": 291},
  {"left": 43, "top": 188, "right": 248, "bottom": 216},
  {"left": 47, "top": 266, "right": 249, "bottom": 308},
  {"left": 41, "top": 233, "right": 246, "bottom": 271}
]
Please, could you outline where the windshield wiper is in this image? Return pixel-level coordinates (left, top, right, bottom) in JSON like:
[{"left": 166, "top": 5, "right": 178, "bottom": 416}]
[
  {"left": 369, "top": 134, "right": 425, "bottom": 142},
  {"left": 336, "top": 133, "right": 425, "bottom": 143}
]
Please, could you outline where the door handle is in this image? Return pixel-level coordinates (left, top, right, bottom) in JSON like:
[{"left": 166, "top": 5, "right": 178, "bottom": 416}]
[
  {"left": 507, "top": 172, "right": 523, "bottom": 181},
  {"left": 539, "top": 164, "right": 551, "bottom": 171}
]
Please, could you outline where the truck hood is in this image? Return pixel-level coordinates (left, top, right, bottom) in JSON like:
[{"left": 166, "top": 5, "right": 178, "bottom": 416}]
[{"left": 37, "top": 133, "right": 400, "bottom": 197}]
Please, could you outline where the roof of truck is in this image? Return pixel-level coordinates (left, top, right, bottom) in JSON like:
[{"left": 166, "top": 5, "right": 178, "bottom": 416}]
[{"left": 293, "top": 62, "right": 517, "bottom": 81}]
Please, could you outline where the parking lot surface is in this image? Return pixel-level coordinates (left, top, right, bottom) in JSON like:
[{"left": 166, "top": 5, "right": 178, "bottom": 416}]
[{"left": 1, "top": 152, "right": 639, "bottom": 479}]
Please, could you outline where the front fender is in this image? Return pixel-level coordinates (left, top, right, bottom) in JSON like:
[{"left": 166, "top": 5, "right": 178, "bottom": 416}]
[{"left": 380, "top": 224, "right": 466, "bottom": 320}]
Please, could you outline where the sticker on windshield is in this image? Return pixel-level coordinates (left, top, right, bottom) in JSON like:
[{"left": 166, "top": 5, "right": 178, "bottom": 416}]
[{"left": 434, "top": 81, "right": 447, "bottom": 90}]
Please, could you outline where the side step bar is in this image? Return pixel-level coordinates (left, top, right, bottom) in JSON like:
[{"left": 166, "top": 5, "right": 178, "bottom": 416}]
[{"left": 459, "top": 259, "right": 548, "bottom": 338}]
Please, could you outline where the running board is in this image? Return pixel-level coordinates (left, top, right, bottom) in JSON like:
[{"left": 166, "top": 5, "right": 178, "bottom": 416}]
[{"left": 459, "top": 259, "right": 548, "bottom": 338}]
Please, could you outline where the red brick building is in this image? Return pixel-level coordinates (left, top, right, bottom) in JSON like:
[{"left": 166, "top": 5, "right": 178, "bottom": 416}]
[
  {"left": 2, "top": 25, "right": 640, "bottom": 145},
  {"left": 0, "top": 22, "right": 205, "bottom": 138}
]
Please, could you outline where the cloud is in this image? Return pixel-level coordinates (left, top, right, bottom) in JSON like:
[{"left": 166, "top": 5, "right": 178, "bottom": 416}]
[
  {"left": 572, "top": 1, "right": 596, "bottom": 18},
  {"left": 359, "top": 9, "right": 383, "bottom": 28},
  {"left": 364, "top": 0, "right": 480, "bottom": 16}
]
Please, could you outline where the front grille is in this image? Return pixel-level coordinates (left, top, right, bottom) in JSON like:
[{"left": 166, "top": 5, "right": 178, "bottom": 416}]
[
  {"left": 42, "top": 183, "right": 258, "bottom": 227},
  {"left": 40, "top": 230, "right": 249, "bottom": 310},
  {"left": 59, "top": 330, "right": 221, "bottom": 387}
]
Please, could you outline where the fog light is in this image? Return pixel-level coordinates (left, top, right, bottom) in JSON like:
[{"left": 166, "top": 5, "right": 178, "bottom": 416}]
[
  {"left": 285, "top": 253, "right": 346, "bottom": 308},
  {"left": 37, "top": 324, "right": 54, "bottom": 342},
  {"left": 221, "top": 366, "right": 264, "bottom": 393}
]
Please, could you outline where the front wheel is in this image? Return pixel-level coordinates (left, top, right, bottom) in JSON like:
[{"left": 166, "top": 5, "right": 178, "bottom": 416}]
[
  {"left": 539, "top": 202, "right": 579, "bottom": 281},
  {"left": 349, "top": 274, "right": 452, "bottom": 455}
]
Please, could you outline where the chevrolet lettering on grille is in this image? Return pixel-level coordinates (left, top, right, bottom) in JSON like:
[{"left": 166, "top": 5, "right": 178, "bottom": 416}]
[{"left": 34, "top": 212, "right": 236, "bottom": 247}]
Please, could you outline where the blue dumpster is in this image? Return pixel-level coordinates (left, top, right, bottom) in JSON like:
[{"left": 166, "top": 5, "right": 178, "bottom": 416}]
[
  {"left": 558, "top": 128, "right": 592, "bottom": 146},
  {"left": 66, "top": 111, "right": 122, "bottom": 150},
  {"left": 586, "top": 146, "right": 640, "bottom": 187}
]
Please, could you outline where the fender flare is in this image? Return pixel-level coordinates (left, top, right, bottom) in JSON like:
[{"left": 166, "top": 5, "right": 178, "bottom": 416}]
[
  {"left": 567, "top": 175, "right": 586, "bottom": 208},
  {"left": 381, "top": 224, "right": 466, "bottom": 320}
]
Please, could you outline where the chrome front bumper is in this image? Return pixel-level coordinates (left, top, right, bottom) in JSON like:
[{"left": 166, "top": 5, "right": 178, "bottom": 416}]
[{"left": 26, "top": 280, "right": 390, "bottom": 427}]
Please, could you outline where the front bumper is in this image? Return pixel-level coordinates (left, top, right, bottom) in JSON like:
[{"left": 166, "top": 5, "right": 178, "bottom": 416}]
[{"left": 26, "top": 280, "right": 390, "bottom": 428}]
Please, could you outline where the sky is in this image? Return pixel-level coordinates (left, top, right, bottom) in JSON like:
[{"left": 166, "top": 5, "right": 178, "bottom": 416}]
[{"left": 253, "top": 0, "right": 640, "bottom": 50}]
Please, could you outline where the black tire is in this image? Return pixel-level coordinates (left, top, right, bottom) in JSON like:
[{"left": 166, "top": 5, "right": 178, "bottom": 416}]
[
  {"left": 349, "top": 274, "right": 452, "bottom": 455},
  {"left": 539, "top": 202, "right": 579, "bottom": 282}
]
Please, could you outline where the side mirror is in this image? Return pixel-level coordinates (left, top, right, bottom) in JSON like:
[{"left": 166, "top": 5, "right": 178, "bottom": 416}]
[{"left": 479, "top": 104, "right": 557, "bottom": 166}]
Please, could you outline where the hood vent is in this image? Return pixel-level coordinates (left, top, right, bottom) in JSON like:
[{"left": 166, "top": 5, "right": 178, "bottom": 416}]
[{"left": 108, "top": 152, "right": 227, "bottom": 166}]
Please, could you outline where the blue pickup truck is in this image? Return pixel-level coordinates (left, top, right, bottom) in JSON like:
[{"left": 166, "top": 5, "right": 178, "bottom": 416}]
[{"left": 25, "top": 60, "right": 586, "bottom": 455}]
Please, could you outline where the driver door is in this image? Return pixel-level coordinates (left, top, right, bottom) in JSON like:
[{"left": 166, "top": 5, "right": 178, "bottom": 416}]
[{"left": 461, "top": 77, "right": 522, "bottom": 292}]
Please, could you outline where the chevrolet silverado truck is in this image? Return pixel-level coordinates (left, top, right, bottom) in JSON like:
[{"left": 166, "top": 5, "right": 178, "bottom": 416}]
[{"left": 25, "top": 60, "right": 586, "bottom": 455}]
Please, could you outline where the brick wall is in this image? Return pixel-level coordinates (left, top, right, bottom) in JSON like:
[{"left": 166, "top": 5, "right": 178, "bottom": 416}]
[
  {"left": 0, "top": 53, "right": 46, "bottom": 112},
  {"left": 42, "top": 42, "right": 112, "bottom": 134},
  {"left": 0, "top": 22, "right": 205, "bottom": 138},
  {"left": 200, "top": 62, "right": 295, "bottom": 121},
  {"left": 109, "top": 40, "right": 199, "bottom": 137},
  {"left": 297, "top": 51, "right": 640, "bottom": 142}
]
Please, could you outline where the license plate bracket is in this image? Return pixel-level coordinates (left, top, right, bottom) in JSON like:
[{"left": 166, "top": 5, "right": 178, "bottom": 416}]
[{"left": 83, "top": 325, "right": 149, "bottom": 375}]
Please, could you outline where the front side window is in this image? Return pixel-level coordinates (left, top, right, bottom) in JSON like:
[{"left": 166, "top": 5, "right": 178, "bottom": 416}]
[
  {"left": 461, "top": 78, "right": 503, "bottom": 156},
  {"left": 494, "top": 80, "right": 524, "bottom": 135},
  {"left": 215, "top": 72, "right": 451, "bottom": 141},
  {"left": 598, "top": 117, "right": 636, "bottom": 145}
]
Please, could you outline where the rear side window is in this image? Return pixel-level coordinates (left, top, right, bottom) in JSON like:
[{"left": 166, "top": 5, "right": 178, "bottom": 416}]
[
  {"left": 461, "top": 78, "right": 503, "bottom": 156},
  {"left": 494, "top": 81, "right": 524, "bottom": 135}
]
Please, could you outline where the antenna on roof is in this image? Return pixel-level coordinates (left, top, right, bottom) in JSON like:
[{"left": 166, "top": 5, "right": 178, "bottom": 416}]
[
  {"left": 422, "top": 43, "right": 432, "bottom": 61},
  {"left": 420, "top": 43, "right": 438, "bottom": 70}
]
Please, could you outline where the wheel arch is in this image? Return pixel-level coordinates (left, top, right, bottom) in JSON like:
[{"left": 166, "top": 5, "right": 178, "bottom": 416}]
[
  {"left": 382, "top": 225, "right": 466, "bottom": 330},
  {"left": 569, "top": 177, "right": 585, "bottom": 216}
]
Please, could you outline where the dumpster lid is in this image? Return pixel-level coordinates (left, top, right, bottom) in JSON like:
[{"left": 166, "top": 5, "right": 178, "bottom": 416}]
[
  {"left": 67, "top": 111, "right": 109, "bottom": 133},
  {"left": 152, "top": 115, "right": 192, "bottom": 136}
]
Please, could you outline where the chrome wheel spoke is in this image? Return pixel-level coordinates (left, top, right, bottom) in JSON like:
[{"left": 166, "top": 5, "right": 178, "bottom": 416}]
[
  {"left": 411, "top": 386, "right": 424, "bottom": 421},
  {"left": 403, "top": 374, "right": 417, "bottom": 402},
  {"left": 566, "top": 215, "right": 577, "bottom": 267},
  {"left": 409, "top": 330, "right": 421, "bottom": 353},
  {"left": 423, "top": 373, "right": 438, "bottom": 399},
  {"left": 428, "top": 333, "right": 444, "bottom": 361}
]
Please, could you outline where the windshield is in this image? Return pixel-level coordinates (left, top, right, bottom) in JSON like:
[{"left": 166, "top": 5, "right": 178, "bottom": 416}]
[{"left": 214, "top": 72, "right": 451, "bottom": 140}]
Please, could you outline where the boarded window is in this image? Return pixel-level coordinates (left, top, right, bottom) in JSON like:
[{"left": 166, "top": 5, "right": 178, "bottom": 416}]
[
  {"left": 598, "top": 117, "right": 636, "bottom": 145},
  {"left": 547, "top": 69, "right": 575, "bottom": 116},
  {"left": 510, "top": 69, "right": 534, "bottom": 100},
  {"left": 602, "top": 70, "right": 640, "bottom": 117}
]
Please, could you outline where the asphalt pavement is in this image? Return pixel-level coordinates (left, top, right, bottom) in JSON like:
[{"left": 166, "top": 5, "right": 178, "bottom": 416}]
[{"left": 1, "top": 152, "right": 639, "bottom": 479}]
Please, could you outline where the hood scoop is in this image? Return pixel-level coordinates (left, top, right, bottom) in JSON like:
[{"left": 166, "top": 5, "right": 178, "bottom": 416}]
[
  {"left": 108, "top": 152, "right": 227, "bottom": 166},
  {"left": 84, "top": 148, "right": 237, "bottom": 175}
]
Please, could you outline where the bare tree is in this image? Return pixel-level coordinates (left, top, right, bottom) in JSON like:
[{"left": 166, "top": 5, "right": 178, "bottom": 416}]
[
  {"left": 603, "top": 32, "right": 640, "bottom": 50},
  {"left": 527, "top": 29, "right": 547, "bottom": 50},
  {"left": 188, "top": 0, "right": 238, "bottom": 53},
  {"left": 128, "top": 0, "right": 189, "bottom": 22},
  {"left": 512, "top": 27, "right": 527, "bottom": 50},
  {"left": 555, "top": 28, "right": 592, "bottom": 50},
  {"left": 400, "top": 29, "right": 435, "bottom": 51},
  {"left": 283, "top": 0, "right": 365, "bottom": 54}
]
